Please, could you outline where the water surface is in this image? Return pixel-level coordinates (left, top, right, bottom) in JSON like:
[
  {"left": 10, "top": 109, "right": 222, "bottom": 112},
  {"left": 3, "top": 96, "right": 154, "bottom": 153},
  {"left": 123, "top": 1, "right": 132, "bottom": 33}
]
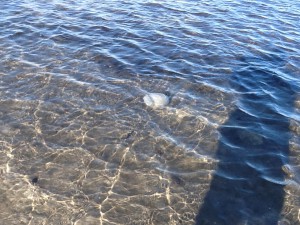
[{"left": 0, "top": 0, "right": 300, "bottom": 224}]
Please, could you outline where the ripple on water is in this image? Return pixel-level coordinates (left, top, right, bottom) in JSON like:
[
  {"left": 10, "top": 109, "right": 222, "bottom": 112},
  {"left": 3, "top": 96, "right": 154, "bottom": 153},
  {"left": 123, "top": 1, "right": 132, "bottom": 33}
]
[{"left": 0, "top": 0, "right": 300, "bottom": 224}]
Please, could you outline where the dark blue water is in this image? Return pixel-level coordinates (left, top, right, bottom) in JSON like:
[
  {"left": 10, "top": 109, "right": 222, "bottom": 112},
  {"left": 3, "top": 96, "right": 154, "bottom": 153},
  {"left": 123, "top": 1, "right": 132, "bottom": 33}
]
[{"left": 0, "top": 0, "right": 300, "bottom": 224}]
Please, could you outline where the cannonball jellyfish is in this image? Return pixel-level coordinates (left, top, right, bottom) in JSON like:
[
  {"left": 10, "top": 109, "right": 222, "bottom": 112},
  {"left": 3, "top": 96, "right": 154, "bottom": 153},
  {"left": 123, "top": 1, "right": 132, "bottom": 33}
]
[{"left": 143, "top": 93, "right": 169, "bottom": 108}]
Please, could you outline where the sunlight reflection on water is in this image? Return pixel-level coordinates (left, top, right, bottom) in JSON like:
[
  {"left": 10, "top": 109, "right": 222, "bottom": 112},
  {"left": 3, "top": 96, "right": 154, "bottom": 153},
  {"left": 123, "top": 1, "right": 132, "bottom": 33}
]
[{"left": 0, "top": 0, "right": 300, "bottom": 224}]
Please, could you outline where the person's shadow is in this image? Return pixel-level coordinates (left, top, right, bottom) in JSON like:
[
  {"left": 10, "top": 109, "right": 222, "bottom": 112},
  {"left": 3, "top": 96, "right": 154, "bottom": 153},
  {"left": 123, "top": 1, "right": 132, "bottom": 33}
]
[{"left": 195, "top": 67, "right": 297, "bottom": 225}]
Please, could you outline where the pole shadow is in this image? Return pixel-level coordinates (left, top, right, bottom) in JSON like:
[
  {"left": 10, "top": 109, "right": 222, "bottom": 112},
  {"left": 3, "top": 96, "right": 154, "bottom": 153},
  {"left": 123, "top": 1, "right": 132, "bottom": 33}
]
[{"left": 195, "top": 67, "right": 296, "bottom": 225}]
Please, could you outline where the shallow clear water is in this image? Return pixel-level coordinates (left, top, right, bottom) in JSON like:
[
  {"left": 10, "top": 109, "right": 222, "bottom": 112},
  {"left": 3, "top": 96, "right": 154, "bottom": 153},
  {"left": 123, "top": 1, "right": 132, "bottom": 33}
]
[{"left": 0, "top": 0, "right": 300, "bottom": 224}]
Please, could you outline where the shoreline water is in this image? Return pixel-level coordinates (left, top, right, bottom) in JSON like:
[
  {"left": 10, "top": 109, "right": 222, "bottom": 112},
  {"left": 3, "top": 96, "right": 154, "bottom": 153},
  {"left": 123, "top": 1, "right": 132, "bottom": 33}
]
[{"left": 0, "top": 0, "right": 300, "bottom": 224}]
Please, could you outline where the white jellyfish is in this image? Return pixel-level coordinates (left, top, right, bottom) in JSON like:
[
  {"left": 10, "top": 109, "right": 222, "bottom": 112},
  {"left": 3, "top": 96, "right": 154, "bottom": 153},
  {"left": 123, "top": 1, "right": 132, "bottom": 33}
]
[{"left": 143, "top": 93, "right": 170, "bottom": 109}]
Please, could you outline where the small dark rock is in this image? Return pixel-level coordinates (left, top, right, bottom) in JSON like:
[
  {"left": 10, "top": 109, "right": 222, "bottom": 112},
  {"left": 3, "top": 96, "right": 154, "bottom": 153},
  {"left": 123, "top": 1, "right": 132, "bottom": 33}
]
[
  {"left": 170, "top": 174, "right": 185, "bottom": 186},
  {"left": 31, "top": 176, "right": 38, "bottom": 184},
  {"left": 124, "top": 130, "right": 135, "bottom": 139}
]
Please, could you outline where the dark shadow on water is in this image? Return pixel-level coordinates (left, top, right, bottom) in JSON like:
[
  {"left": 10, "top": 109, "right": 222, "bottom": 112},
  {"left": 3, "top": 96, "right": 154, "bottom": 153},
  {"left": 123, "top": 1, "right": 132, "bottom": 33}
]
[{"left": 195, "top": 67, "right": 296, "bottom": 225}]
